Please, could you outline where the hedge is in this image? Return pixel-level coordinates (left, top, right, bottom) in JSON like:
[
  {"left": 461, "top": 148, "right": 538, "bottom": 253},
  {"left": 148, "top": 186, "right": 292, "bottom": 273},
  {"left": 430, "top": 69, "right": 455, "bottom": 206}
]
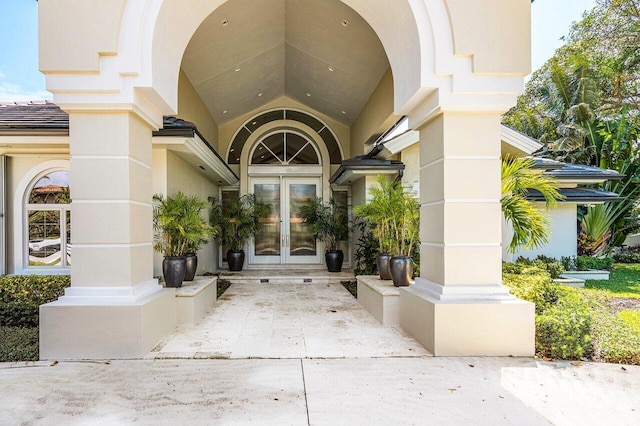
[
  {"left": 503, "top": 268, "right": 592, "bottom": 359},
  {"left": 0, "top": 275, "right": 70, "bottom": 327},
  {"left": 0, "top": 326, "right": 39, "bottom": 362}
]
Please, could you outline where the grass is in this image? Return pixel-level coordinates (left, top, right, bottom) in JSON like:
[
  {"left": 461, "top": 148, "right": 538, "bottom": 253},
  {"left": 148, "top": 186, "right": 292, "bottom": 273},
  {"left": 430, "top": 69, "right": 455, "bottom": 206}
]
[{"left": 585, "top": 263, "right": 640, "bottom": 298}]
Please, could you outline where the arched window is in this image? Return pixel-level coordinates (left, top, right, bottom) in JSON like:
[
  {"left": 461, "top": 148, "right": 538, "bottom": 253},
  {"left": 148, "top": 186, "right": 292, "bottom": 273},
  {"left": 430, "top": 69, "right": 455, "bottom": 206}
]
[
  {"left": 250, "top": 131, "right": 320, "bottom": 165},
  {"left": 25, "top": 170, "right": 71, "bottom": 268}
]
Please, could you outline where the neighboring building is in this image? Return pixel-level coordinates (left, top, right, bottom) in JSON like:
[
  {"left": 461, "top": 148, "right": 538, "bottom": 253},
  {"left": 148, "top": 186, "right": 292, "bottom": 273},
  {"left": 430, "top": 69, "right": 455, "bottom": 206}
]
[{"left": 6, "top": 0, "right": 540, "bottom": 359}]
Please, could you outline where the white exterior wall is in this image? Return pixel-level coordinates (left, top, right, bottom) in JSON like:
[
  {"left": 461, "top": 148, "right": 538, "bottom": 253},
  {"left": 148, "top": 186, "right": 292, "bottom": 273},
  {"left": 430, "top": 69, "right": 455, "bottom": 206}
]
[
  {"left": 151, "top": 149, "right": 218, "bottom": 278},
  {"left": 503, "top": 202, "right": 578, "bottom": 261}
]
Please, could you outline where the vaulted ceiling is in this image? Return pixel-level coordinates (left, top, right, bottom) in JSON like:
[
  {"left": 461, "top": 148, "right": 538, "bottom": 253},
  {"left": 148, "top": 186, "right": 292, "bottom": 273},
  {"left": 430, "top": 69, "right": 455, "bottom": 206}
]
[{"left": 180, "top": 0, "right": 390, "bottom": 126}]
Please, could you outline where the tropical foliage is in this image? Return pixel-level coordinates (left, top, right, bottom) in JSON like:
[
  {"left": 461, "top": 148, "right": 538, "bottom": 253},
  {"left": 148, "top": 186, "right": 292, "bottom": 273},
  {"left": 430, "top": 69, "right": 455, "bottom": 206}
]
[
  {"left": 503, "top": 0, "right": 640, "bottom": 254},
  {"left": 354, "top": 176, "right": 419, "bottom": 257},
  {"left": 300, "top": 197, "right": 349, "bottom": 251},
  {"left": 209, "top": 194, "right": 268, "bottom": 251},
  {"left": 501, "top": 157, "right": 563, "bottom": 253},
  {"left": 153, "top": 192, "right": 214, "bottom": 257}
]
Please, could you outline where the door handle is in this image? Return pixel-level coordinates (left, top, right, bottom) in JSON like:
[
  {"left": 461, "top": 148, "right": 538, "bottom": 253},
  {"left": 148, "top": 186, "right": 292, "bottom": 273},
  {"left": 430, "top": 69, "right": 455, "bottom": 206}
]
[{"left": 286, "top": 234, "right": 290, "bottom": 247}]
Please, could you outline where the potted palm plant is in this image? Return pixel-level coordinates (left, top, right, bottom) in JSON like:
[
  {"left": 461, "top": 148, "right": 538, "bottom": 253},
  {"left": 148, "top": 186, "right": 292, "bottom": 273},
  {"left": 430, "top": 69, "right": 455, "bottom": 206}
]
[
  {"left": 355, "top": 176, "right": 419, "bottom": 286},
  {"left": 182, "top": 195, "right": 216, "bottom": 281},
  {"left": 300, "top": 197, "right": 349, "bottom": 272},
  {"left": 153, "top": 192, "right": 213, "bottom": 287},
  {"left": 387, "top": 186, "right": 420, "bottom": 286},
  {"left": 354, "top": 176, "right": 398, "bottom": 280},
  {"left": 209, "top": 194, "right": 268, "bottom": 271}
]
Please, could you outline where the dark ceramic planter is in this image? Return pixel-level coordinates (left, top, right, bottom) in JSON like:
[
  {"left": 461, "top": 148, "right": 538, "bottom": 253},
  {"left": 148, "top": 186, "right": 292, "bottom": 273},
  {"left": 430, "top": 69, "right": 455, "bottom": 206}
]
[
  {"left": 325, "top": 250, "right": 344, "bottom": 273},
  {"left": 389, "top": 255, "right": 413, "bottom": 287},
  {"left": 227, "top": 250, "right": 245, "bottom": 271},
  {"left": 163, "top": 256, "right": 186, "bottom": 288},
  {"left": 376, "top": 253, "right": 392, "bottom": 280},
  {"left": 184, "top": 253, "right": 198, "bottom": 281}
]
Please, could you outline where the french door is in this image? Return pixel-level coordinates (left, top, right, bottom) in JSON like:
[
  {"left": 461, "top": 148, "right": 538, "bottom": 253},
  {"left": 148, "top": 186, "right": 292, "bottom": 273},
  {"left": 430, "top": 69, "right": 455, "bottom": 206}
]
[{"left": 249, "top": 177, "right": 322, "bottom": 265}]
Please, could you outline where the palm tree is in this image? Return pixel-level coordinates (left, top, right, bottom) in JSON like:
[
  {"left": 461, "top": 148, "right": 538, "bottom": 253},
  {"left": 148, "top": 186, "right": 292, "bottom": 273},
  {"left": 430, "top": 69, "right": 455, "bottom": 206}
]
[{"left": 501, "top": 157, "right": 564, "bottom": 253}]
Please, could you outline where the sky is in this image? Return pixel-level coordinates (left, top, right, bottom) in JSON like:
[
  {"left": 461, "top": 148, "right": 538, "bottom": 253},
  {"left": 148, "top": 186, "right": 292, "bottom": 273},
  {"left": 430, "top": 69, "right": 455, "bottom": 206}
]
[{"left": 0, "top": 0, "right": 598, "bottom": 102}]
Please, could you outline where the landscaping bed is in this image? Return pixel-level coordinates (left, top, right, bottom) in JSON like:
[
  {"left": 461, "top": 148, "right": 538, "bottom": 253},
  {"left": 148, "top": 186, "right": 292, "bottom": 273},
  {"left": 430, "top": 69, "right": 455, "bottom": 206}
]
[{"left": 503, "top": 262, "right": 640, "bottom": 365}]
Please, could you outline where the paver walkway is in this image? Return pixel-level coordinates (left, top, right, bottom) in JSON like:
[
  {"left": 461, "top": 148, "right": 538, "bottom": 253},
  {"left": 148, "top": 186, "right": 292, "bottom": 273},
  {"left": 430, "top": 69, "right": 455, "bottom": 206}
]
[{"left": 149, "top": 282, "right": 429, "bottom": 359}]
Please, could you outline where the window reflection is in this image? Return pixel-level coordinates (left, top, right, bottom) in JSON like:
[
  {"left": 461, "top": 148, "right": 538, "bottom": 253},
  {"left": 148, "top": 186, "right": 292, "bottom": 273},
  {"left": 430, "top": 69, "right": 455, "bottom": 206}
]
[
  {"left": 26, "top": 169, "right": 71, "bottom": 269},
  {"left": 28, "top": 210, "right": 62, "bottom": 266}
]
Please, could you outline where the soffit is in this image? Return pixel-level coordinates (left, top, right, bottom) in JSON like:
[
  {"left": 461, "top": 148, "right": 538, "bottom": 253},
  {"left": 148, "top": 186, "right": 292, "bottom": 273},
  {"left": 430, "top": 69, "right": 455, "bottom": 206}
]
[{"left": 180, "top": 0, "right": 389, "bottom": 126}]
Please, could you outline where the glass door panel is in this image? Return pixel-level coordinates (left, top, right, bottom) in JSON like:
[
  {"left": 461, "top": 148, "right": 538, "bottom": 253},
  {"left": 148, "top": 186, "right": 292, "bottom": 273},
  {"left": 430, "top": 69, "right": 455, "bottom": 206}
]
[
  {"left": 288, "top": 184, "right": 317, "bottom": 257},
  {"left": 284, "top": 179, "right": 321, "bottom": 264},
  {"left": 250, "top": 179, "right": 281, "bottom": 265}
]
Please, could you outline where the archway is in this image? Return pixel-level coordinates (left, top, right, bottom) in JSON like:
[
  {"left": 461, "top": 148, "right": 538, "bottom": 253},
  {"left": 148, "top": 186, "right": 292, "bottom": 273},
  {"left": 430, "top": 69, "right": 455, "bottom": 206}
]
[{"left": 38, "top": 0, "right": 534, "bottom": 359}]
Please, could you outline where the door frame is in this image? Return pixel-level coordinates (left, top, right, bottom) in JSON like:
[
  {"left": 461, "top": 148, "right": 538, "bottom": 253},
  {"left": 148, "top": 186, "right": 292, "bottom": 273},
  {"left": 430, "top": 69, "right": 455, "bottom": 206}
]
[{"left": 248, "top": 175, "right": 322, "bottom": 266}]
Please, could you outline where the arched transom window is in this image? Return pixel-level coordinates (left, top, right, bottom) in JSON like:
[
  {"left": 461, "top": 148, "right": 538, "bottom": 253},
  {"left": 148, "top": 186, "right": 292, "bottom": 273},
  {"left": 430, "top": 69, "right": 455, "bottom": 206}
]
[
  {"left": 250, "top": 131, "right": 320, "bottom": 165},
  {"left": 26, "top": 170, "right": 71, "bottom": 268}
]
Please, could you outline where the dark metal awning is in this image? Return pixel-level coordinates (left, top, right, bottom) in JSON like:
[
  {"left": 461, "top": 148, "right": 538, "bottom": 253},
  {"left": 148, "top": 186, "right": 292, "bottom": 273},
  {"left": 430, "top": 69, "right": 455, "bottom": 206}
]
[
  {"left": 329, "top": 155, "right": 405, "bottom": 185},
  {"left": 526, "top": 187, "right": 623, "bottom": 203}
]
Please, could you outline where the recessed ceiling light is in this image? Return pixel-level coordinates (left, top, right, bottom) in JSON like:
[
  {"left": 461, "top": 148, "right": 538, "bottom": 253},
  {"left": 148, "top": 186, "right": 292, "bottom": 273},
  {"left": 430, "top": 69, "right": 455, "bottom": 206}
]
[
  {"left": 306, "top": 93, "right": 312, "bottom": 97},
  {"left": 234, "top": 67, "right": 241, "bottom": 72},
  {"left": 236, "top": 157, "right": 240, "bottom": 161},
  {"left": 252, "top": 121, "right": 257, "bottom": 125},
  {"left": 328, "top": 66, "right": 335, "bottom": 72},
  {"left": 230, "top": 148, "right": 235, "bottom": 152},
  {"left": 261, "top": 155, "right": 265, "bottom": 159},
  {"left": 222, "top": 19, "right": 229, "bottom": 26},
  {"left": 341, "top": 110, "right": 346, "bottom": 114},
  {"left": 257, "top": 93, "right": 263, "bottom": 97},
  {"left": 341, "top": 19, "right": 349, "bottom": 26},
  {"left": 223, "top": 110, "right": 228, "bottom": 114}
]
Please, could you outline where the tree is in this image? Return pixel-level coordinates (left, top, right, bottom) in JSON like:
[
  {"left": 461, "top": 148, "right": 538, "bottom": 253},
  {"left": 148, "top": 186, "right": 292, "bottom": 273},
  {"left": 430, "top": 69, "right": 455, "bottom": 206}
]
[
  {"left": 501, "top": 157, "right": 564, "bottom": 253},
  {"left": 503, "top": 0, "right": 640, "bottom": 253}
]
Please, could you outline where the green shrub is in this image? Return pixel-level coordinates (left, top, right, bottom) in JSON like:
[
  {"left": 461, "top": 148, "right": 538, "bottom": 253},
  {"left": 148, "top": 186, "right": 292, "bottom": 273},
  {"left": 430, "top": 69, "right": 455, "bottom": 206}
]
[
  {"left": 512, "top": 256, "right": 565, "bottom": 278},
  {"left": 618, "top": 310, "right": 640, "bottom": 335},
  {"left": 612, "top": 251, "right": 640, "bottom": 264},
  {"left": 535, "top": 288, "right": 592, "bottom": 359},
  {"left": 504, "top": 270, "right": 593, "bottom": 359},
  {"left": 0, "top": 275, "right": 70, "bottom": 327},
  {"left": 0, "top": 326, "right": 39, "bottom": 361},
  {"left": 562, "top": 255, "right": 615, "bottom": 271},
  {"left": 582, "top": 292, "right": 640, "bottom": 365},
  {"left": 503, "top": 271, "right": 558, "bottom": 314}
]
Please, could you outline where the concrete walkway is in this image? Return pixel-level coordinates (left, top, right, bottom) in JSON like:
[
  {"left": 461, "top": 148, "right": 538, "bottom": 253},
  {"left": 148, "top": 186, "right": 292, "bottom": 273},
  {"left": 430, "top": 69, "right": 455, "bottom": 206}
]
[
  {"left": 2, "top": 283, "right": 639, "bottom": 424},
  {"left": 1, "top": 357, "right": 638, "bottom": 425},
  {"left": 150, "top": 282, "right": 428, "bottom": 359}
]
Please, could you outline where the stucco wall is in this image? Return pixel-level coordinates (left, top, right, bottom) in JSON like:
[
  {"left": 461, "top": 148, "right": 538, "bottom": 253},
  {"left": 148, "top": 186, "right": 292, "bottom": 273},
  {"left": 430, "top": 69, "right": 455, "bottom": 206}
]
[
  {"left": 350, "top": 69, "right": 397, "bottom": 157},
  {"left": 178, "top": 70, "right": 219, "bottom": 149},
  {"left": 503, "top": 203, "right": 578, "bottom": 261},
  {"left": 152, "top": 149, "right": 218, "bottom": 277},
  {"left": 400, "top": 143, "right": 420, "bottom": 194}
]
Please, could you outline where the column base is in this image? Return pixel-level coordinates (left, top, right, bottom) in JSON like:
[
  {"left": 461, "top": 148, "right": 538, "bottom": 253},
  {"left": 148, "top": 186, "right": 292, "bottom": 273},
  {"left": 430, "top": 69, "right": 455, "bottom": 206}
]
[
  {"left": 399, "top": 278, "right": 535, "bottom": 356},
  {"left": 40, "top": 285, "right": 176, "bottom": 360}
]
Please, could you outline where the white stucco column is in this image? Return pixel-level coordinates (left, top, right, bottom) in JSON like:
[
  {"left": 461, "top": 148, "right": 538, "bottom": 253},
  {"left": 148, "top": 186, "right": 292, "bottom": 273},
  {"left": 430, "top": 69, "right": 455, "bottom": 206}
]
[
  {"left": 39, "top": 111, "right": 176, "bottom": 360},
  {"left": 399, "top": 112, "right": 535, "bottom": 356}
]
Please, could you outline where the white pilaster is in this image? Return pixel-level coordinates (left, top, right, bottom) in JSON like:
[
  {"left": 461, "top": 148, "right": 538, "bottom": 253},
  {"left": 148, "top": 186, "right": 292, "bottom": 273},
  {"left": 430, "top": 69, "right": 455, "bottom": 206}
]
[
  {"left": 40, "top": 111, "right": 176, "bottom": 360},
  {"left": 400, "top": 112, "right": 535, "bottom": 356}
]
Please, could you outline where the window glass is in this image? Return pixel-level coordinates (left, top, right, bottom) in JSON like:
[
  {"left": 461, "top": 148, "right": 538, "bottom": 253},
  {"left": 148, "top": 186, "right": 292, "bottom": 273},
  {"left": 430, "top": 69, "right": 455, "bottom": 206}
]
[
  {"left": 28, "top": 210, "right": 62, "bottom": 266},
  {"left": 26, "top": 169, "right": 71, "bottom": 269},
  {"left": 29, "top": 171, "right": 70, "bottom": 204}
]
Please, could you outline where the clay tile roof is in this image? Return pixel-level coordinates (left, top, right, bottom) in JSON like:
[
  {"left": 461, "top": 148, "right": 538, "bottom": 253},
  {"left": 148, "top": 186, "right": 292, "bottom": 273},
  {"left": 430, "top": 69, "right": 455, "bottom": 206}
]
[{"left": 0, "top": 101, "right": 69, "bottom": 131}]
